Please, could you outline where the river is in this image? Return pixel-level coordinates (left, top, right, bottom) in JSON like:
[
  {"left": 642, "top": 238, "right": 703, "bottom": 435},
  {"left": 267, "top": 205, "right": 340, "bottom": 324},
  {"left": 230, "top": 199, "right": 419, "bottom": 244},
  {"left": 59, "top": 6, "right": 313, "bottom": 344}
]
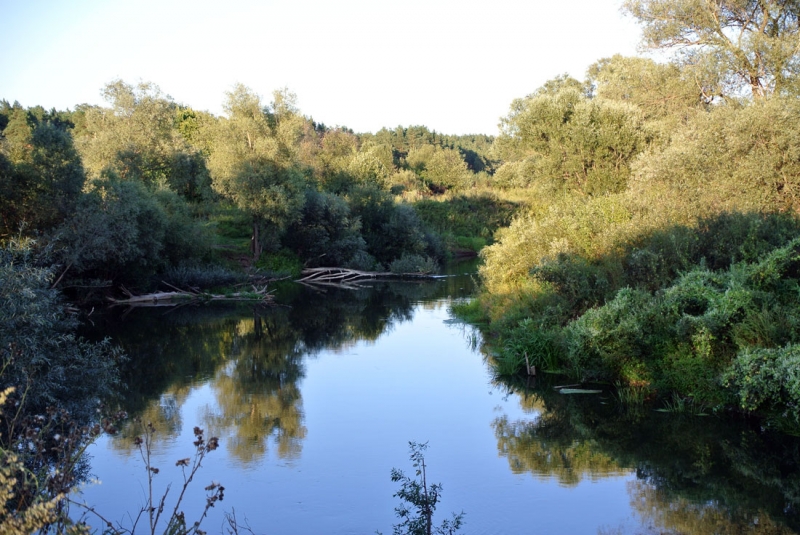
[{"left": 77, "top": 266, "right": 800, "bottom": 534}]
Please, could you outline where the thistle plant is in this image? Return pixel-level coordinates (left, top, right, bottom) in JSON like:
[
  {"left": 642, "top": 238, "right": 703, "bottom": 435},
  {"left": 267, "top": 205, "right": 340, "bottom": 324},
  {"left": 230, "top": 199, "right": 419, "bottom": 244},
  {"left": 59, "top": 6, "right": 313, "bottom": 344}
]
[{"left": 72, "top": 421, "right": 224, "bottom": 535}]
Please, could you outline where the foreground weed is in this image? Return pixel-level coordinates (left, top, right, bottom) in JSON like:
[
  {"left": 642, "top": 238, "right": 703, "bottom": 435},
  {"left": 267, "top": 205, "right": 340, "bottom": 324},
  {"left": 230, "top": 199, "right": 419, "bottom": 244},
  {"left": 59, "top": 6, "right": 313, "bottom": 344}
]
[
  {"left": 379, "top": 441, "right": 464, "bottom": 535},
  {"left": 73, "top": 421, "right": 224, "bottom": 534}
]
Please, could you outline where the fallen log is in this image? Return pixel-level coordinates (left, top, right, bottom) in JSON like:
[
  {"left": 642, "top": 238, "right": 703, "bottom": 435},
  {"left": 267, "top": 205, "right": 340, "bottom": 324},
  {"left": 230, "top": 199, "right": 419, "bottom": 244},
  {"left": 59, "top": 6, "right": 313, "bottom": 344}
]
[
  {"left": 107, "top": 286, "right": 275, "bottom": 307},
  {"left": 297, "top": 267, "right": 443, "bottom": 285}
]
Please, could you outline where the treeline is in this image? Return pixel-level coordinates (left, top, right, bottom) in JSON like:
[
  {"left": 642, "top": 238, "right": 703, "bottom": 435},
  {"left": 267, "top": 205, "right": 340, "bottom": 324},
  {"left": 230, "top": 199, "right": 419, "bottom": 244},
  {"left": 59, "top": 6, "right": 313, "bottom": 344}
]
[
  {"left": 459, "top": 0, "right": 800, "bottom": 425},
  {"left": 0, "top": 82, "right": 502, "bottom": 294}
]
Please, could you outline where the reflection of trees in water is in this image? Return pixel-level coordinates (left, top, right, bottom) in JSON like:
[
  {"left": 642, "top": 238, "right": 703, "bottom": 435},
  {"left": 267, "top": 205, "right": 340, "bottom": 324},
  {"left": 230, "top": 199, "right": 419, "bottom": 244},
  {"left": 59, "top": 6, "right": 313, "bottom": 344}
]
[
  {"left": 94, "top": 279, "right": 464, "bottom": 460},
  {"left": 495, "top": 377, "right": 800, "bottom": 532},
  {"left": 110, "top": 387, "right": 193, "bottom": 452},
  {"left": 627, "top": 480, "right": 794, "bottom": 535},
  {"left": 203, "top": 311, "right": 307, "bottom": 464},
  {"left": 492, "top": 388, "right": 627, "bottom": 486}
]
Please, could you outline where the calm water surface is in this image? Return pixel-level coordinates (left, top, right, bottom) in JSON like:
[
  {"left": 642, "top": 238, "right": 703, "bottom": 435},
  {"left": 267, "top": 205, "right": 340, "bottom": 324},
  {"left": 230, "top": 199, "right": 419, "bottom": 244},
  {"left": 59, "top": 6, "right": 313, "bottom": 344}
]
[{"left": 79, "top": 268, "right": 800, "bottom": 534}]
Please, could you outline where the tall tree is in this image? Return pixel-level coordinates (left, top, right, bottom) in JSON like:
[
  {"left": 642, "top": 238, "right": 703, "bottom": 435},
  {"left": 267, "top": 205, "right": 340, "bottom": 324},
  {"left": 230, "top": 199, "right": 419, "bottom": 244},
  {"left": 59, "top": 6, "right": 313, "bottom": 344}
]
[
  {"left": 623, "top": 0, "right": 800, "bottom": 98},
  {"left": 207, "top": 84, "right": 306, "bottom": 261},
  {"left": 494, "top": 84, "right": 649, "bottom": 196},
  {"left": 0, "top": 110, "right": 84, "bottom": 235},
  {"left": 76, "top": 80, "right": 210, "bottom": 198}
]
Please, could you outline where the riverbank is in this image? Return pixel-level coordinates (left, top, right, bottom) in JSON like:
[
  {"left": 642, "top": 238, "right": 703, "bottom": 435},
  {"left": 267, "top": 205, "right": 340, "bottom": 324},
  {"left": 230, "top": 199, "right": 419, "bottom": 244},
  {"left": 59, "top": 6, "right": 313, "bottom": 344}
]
[{"left": 455, "top": 211, "right": 800, "bottom": 430}]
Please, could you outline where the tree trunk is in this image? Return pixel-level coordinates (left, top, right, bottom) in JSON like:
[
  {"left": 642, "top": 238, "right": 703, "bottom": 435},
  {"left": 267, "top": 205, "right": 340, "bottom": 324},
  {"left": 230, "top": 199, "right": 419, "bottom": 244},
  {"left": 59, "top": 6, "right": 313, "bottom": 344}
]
[{"left": 251, "top": 220, "right": 262, "bottom": 263}]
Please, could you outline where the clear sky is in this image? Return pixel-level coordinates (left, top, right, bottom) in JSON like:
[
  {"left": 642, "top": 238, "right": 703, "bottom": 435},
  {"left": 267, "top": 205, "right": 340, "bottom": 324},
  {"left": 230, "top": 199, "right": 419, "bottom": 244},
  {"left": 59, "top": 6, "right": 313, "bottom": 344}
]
[{"left": 0, "top": 0, "right": 643, "bottom": 135}]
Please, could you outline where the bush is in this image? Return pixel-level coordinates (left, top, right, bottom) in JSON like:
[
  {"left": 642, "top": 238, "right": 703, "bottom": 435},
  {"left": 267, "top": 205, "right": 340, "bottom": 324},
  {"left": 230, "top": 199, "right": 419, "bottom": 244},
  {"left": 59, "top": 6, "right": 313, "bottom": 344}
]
[
  {"left": 0, "top": 237, "right": 124, "bottom": 418},
  {"left": 347, "top": 186, "right": 432, "bottom": 266},
  {"left": 412, "top": 193, "right": 517, "bottom": 243},
  {"left": 389, "top": 254, "right": 439, "bottom": 275},
  {"left": 500, "top": 319, "right": 564, "bottom": 375},
  {"left": 53, "top": 175, "right": 211, "bottom": 286},
  {"left": 345, "top": 250, "right": 382, "bottom": 271},
  {"left": 630, "top": 98, "right": 800, "bottom": 215},
  {"left": 559, "top": 238, "right": 800, "bottom": 403},
  {"left": 725, "top": 344, "right": 800, "bottom": 419},
  {"left": 283, "top": 190, "right": 366, "bottom": 267}
]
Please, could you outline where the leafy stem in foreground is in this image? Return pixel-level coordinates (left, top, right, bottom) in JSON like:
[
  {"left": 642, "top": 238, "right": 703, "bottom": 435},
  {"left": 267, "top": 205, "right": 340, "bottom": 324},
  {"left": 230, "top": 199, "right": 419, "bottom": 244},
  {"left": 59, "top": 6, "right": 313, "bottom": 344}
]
[{"left": 385, "top": 441, "right": 464, "bottom": 535}]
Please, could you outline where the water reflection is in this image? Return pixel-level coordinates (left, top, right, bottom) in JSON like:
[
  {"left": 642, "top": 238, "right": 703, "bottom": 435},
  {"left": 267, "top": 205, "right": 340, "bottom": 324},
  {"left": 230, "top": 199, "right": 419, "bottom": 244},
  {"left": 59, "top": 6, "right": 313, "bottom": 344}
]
[
  {"left": 495, "top": 377, "right": 800, "bottom": 533},
  {"left": 82, "top": 267, "right": 800, "bottom": 534},
  {"left": 203, "top": 311, "right": 307, "bottom": 463},
  {"left": 625, "top": 480, "right": 794, "bottom": 534},
  {"left": 85, "top": 277, "right": 472, "bottom": 463}
]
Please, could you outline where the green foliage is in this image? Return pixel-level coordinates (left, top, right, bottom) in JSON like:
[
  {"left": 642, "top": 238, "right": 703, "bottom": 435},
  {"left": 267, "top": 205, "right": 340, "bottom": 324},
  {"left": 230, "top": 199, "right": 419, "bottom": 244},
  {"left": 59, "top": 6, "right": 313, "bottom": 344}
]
[
  {"left": 386, "top": 442, "right": 464, "bottom": 535},
  {"left": 562, "top": 238, "right": 800, "bottom": 403},
  {"left": 283, "top": 190, "right": 366, "bottom": 267},
  {"left": 470, "top": 209, "right": 800, "bottom": 417},
  {"left": 54, "top": 176, "right": 211, "bottom": 285},
  {"left": 499, "top": 319, "right": 564, "bottom": 375},
  {"left": 0, "top": 238, "right": 124, "bottom": 418},
  {"left": 346, "top": 186, "right": 433, "bottom": 267},
  {"left": 255, "top": 249, "right": 303, "bottom": 278},
  {"left": 412, "top": 193, "right": 517, "bottom": 243},
  {"left": 76, "top": 81, "right": 212, "bottom": 200},
  {"left": 0, "top": 119, "right": 85, "bottom": 236},
  {"left": 407, "top": 146, "right": 471, "bottom": 192},
  {"left": 495, "top": 83, "right": 649, "bottom": 196},
  {"left": 479, "top": 193, "right": 631, "bottom": 295},
  {"left": 389, "top": 254, "right": 439, "bottom": 275},
  {"left": 206, "top": 84, "right": 307, "bottom": 259},
  {"left": 630, "top": 97, "right": 800, "bottom": 216},
  {"left": 725, "top": 344, "right": 800, "bottom": 421},
  {"left": 623, "top": 0, "right": 800, "bottom": 98},
  {"left": 587, "top": 54, "right": 707, "bottom": 137}
]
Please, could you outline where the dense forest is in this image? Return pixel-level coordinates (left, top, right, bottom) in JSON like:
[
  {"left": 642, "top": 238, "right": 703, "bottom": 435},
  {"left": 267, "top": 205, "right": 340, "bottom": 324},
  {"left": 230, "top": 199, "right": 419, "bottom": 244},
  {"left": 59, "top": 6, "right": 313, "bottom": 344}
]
[{"left": 5, "top": 0, "right": 800, "bottom": 530}]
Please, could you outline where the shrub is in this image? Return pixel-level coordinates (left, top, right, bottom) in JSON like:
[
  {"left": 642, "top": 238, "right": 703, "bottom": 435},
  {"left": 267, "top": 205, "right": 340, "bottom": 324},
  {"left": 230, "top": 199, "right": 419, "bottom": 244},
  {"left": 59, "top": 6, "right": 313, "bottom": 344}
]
[
  {"left": 283, "top": 190, "right": 366, "bottom": 267},
  {"left": 0, "top": 237, "right": 124, "bottom": 418},
  {"left": 500, "top": 319, "right": 564, "bottom": 374},
  {"left": 347, "top": 185, "right": 430, "bottom": 266},
  {"left": 389, "top": 254, "right": 439, "bottom": 275},
  {"left": 725, "top": 344, "right": 800, "bottom": 420}
]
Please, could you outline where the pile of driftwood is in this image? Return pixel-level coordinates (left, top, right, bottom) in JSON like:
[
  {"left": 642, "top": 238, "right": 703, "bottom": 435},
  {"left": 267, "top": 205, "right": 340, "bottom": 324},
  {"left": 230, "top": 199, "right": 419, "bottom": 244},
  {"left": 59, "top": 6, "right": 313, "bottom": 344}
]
[
  {"left": 297, "top": 267, "right": 441, "bottom": 288},
  {"left": 107, "top": 282, "right": 274, "bottom": 307}
]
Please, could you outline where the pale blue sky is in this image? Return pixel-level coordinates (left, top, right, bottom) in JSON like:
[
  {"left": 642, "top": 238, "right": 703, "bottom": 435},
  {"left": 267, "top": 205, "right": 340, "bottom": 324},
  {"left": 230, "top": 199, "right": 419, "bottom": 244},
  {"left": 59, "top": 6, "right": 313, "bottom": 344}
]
[{"left": 0, "top": 0, "right": 643, "bottom": 134}]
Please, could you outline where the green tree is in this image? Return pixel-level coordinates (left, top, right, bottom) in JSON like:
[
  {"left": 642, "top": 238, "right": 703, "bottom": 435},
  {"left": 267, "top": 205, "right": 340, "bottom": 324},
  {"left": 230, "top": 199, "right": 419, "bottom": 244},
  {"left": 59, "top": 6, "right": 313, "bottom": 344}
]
[
  {"left": 587, "top": 55, "right": 708, "bottom": 137},
  {"left": 346, "top": 186, "right": 430, "bottom": 267},
  {"left": 53, "top": 174, "right": 209, "bottom": 285},
  {"left": 0, "top": 112, "right": 84, "bottom": 235},
  {"left": 623, "top": 0, "right": 800, "bottom": 98},
  {"left": 313, "top": 129, "right": 358, "bottom": 192},
  {"left": 629, "top": 96, "right": 800, "bottom": 216},
  {"left": 207, "top": 84, "right": 306, "bottom": 261},
  {"left": 0, "top": 237, "right": 123, "bottom": 419},
  {"left": 407, "top": 146, "right": 471, "bottom": 192},
  {"left": 494, "top": 84, "right": 649, "bottom": 196},
  {"left": 76, "top": 80, "right": 211, "bottom": 198},
  {"left": 283, "top": 190, "right": 367, "bottom": 267}
]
